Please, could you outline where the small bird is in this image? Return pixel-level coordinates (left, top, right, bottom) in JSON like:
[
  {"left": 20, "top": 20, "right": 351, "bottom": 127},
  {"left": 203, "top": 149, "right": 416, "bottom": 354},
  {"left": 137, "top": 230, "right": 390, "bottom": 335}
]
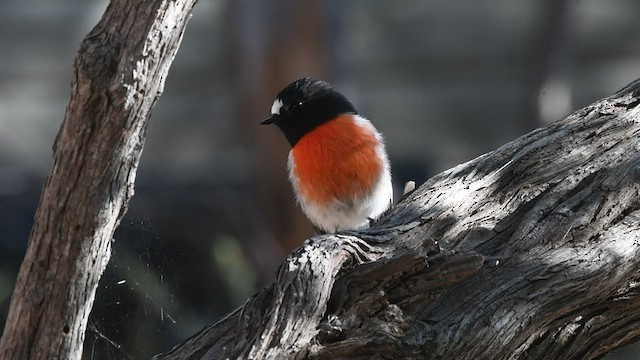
[{"left": 261, "top": 77, "right": 392, "bottom": 233}]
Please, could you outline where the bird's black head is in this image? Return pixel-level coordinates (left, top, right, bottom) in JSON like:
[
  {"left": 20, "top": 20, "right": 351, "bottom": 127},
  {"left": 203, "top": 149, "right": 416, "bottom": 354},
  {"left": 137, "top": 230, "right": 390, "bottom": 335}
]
[{"left": 260, "top": 77, "right": 357, "bottom": 147}]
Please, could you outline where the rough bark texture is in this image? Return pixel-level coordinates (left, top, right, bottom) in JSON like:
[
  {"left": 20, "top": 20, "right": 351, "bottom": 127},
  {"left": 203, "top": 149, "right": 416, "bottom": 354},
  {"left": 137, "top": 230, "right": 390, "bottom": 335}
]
[
  {"left": 156, "top": 80, "right": 640, "bottom": 360},
  {"left": 0, "top": 1, "right": 197, "bottom": 359}
]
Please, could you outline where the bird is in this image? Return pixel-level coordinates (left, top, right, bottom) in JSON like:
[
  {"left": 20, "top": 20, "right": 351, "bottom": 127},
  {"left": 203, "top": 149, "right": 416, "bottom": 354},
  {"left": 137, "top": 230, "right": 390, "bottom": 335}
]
[{"left": 260, "top": 77, "right": 393, "bottom": 233}]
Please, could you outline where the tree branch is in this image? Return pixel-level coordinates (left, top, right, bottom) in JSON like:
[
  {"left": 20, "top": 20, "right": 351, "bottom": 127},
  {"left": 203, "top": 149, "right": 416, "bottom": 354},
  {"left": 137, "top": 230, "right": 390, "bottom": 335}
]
[
  {"left": 156, "top": 79, "right": 640, "bottom": 360},
  {"left": 0, "top": 1, "right": 197, "bottom": 359}
]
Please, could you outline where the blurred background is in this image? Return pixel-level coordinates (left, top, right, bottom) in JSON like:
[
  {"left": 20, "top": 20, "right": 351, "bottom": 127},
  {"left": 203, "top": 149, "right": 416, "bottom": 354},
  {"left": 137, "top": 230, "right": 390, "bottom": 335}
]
[{"left": 1, "top": 0, "right": 639, "bottom": 359}]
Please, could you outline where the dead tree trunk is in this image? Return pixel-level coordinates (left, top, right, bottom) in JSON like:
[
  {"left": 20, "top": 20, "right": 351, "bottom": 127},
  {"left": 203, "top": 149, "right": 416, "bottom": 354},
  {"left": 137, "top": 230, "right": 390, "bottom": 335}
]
[
  {"left": 0, "top": 1, "right": 197, "bottom": 359},
  {"left": 155, "top": 80, "right": 640, "bottom": 360}
]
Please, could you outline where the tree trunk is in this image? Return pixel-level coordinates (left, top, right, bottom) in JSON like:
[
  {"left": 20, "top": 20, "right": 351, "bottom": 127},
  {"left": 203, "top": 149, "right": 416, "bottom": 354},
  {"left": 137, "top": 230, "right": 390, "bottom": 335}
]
[
  {"left": 155, "top": 79, "right": 640, "bottom": 360},
  {"left": 0, "top": 1, "right": 197, "bottom": 359}
]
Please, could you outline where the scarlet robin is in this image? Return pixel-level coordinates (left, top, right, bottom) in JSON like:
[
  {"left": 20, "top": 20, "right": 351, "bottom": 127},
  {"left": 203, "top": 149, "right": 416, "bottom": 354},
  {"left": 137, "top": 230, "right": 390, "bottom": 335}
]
[{"left": 261, "top": 77, "right": 393, "bottom": 233}]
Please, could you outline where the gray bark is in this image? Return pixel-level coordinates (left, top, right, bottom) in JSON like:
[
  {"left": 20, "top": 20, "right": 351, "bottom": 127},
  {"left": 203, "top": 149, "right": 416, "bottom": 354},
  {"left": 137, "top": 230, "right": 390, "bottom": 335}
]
[
  {"left": 0, "top": 1, "right": 197, "bottom": 359},
  {"left": 156, "top": 80, "right": 640, "bottom": 359}
]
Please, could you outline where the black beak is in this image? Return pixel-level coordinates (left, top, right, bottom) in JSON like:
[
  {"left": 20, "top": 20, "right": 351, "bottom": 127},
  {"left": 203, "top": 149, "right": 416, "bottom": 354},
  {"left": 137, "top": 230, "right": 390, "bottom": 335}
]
[{"left": 260, "top": 116, "right": 275, "bottom": 125}]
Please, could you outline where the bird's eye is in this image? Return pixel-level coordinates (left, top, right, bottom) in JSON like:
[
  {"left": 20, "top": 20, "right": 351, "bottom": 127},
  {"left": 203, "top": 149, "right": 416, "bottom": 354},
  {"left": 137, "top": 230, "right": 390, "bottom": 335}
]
[{"left": 288, "top": 100, "right": 303, "bottom": 111}]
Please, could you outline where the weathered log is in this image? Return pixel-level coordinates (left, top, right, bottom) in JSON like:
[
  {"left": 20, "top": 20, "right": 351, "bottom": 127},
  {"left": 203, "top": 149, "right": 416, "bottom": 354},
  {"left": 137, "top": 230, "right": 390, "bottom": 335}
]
[{"left": 156, "top": 79, "right": 640, "bottom": 360}]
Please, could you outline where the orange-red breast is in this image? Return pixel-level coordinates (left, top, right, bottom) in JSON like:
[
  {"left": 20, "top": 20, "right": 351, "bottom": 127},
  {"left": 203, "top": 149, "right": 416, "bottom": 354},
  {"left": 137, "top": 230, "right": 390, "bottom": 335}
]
[{"left": 261, "top": 77, "right": 392, "bottom": 233}]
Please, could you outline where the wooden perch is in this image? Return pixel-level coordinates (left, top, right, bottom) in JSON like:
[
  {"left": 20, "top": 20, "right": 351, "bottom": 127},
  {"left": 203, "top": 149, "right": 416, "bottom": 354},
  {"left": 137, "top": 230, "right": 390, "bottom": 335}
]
[{"left": 156, "top": 80, "right": 640, "bottom": 360}]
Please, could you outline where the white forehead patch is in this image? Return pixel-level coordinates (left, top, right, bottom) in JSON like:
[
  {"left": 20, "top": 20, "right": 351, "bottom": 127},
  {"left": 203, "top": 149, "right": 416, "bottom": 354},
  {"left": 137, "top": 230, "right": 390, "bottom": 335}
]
[{"left": 271, "top": 99, "right": 284, "bottom": 115}]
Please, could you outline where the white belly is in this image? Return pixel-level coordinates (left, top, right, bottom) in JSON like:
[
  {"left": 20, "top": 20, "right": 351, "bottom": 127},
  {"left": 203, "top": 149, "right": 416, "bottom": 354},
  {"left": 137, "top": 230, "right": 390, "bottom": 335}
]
[{"left": 297, "top": 169, "right": 393, "bottom": 233}]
